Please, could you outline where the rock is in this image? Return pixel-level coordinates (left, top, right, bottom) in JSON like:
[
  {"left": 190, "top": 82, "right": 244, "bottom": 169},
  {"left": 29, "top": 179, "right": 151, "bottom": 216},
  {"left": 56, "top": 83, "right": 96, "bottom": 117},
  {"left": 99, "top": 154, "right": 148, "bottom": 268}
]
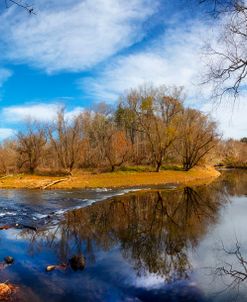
[
  {"left": 0, "top": 283, "right": 15, "bottom": 300},
  {"left": 0, "top": 283, "right": 11, "bottom": 296},
  {"left": 4, "top": 256, "right": 14, "bottom": 264},
  {"left": 46, "top": 264, "right": 67, "bottom": 272},
  {"left": 69, "top": 255, "right": 85, "bottom": 271},
  {"left": 46, "top": 265, "right": 56, "bottom": 272}
]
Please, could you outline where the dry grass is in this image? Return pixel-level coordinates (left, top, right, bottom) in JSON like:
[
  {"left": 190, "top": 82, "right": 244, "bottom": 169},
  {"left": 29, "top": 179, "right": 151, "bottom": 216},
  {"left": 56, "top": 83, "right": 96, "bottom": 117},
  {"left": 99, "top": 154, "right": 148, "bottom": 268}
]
[{"left": 0, "top": 166, "right": 220, "bottom": 190}]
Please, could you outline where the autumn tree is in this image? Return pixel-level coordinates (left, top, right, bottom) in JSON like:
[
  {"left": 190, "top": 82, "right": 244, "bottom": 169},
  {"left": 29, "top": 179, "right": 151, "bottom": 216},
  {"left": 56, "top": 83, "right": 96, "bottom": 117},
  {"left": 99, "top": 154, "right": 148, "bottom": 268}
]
[
  {"left": 49, "top": 109, "right": 83, "bottom": 173},
  {"left": 82, "top": 112, "right": 109, "bottom": 168},
  {"left": 115, "top": 103, "right": 149, "bottom": 165},
  {"left": 16, "top": 122, "right": 47, "bottom": 173},
  {"left": 104, "top": 130, "right": 131, "bottom": 172},
  {"left": 240, "top": 137, "right": 247, "bottom": 144},
  {"left": 176, "top": 109, "right": 218, "bottom": 171},
  {"left": 119, "top": 85, "right": 184, "bottom": 171},
  {"left": 218, "top": 138, "right": 247, "bottom": 167},
  {"left": 0, "top": 140, "right": 17, "bottom": 174},
  {"left": 83, "top": 111, "right": 131, "bottom": 171}
]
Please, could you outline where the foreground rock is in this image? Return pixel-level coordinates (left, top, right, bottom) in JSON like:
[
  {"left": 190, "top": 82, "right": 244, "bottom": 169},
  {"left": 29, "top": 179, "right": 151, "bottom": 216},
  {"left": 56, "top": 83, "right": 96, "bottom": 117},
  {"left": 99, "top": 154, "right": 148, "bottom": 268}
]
[{"left": 0, "top": 283, "right": 16, "bottom": 300}]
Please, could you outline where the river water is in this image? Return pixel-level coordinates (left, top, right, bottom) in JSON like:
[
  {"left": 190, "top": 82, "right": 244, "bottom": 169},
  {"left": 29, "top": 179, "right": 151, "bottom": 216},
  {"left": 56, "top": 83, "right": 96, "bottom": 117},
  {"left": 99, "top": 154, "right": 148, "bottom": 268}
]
[{"left": 0, "top": 170, "right": 246, "bottom": 301}]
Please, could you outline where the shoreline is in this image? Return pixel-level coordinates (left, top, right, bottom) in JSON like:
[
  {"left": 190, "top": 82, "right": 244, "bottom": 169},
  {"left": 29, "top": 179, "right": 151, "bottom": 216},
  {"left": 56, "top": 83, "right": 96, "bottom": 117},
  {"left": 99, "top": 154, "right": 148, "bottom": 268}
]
[{"left": 0, "top": 166, "right": 221, "bottom": 190}]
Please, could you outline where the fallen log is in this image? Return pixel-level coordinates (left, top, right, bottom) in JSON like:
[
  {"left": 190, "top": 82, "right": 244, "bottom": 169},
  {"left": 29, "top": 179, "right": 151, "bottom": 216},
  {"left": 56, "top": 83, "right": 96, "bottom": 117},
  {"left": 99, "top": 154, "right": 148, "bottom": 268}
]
[{"left": 41, "top": 177, "right": 70, "bottom": 190}]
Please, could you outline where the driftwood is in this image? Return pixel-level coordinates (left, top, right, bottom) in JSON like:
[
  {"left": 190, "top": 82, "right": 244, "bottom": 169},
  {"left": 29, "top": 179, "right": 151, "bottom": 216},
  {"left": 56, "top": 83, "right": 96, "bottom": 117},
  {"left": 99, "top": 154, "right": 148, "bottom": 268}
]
[{"left": 41, "top": 177, "right": 70, "bottom": 190}]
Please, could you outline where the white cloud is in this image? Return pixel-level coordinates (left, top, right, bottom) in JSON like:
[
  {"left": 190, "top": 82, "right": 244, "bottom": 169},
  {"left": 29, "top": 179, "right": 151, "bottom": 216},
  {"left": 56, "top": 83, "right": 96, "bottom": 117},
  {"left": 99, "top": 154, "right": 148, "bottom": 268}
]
[
  {"left": 0, "top": 0, "right": 157, "bottom": 73},
  {"left": 0, "top": 128, "right": 15, "bottom": 140},
  {"left": 79, "top": 20, "right": 212, "bottom": 102},
  {"left": 0, "top": 68, "right": 12, "bottom": 87},
  {"left": 2, "top": 103, "right": 59, "bottom": 122},
  {"left": 64, "top": 107, "right": 84, "bottom": 120},
  {"left": 2, "top": 103, "right": 84, "bottom": 123},
  {"left": 202, "top": 97, "right": 247, "bottom": 139},
  {"left": 79, "top": 19, "right": 246, "bottom": 139}
]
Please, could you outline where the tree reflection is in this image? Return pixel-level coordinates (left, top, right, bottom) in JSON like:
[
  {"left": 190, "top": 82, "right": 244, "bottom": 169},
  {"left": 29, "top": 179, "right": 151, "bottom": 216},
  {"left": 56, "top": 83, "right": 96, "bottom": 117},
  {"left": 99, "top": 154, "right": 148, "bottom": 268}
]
[
  {"left": 220, "top": 169, "right": 247, "bottom": 197},
  {"left": 210, "top": 240, "right": 247, "bottom": 302},
  {"left": 19, "top": 184, "right": 227, "bottom": 281}
]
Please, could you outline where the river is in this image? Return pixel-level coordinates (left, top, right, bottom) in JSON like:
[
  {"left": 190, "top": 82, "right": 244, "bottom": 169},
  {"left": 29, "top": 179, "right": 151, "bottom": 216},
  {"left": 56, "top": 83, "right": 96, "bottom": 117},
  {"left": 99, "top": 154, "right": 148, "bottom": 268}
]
[{"left": 0, "top": 170, "right": 246, "bottom": 301}]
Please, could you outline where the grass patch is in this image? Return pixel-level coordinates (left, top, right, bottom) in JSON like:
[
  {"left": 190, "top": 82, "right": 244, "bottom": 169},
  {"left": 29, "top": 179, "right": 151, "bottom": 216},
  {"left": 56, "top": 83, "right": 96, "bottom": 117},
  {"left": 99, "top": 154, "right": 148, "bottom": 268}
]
[
  {"left": 119, "top": 165, "right": 154, "bottom": 173},
  {"left": 0, "top": 166, "right": 220, "bottom": 189},
  {"left": 160, "top": 165, "right": 183, "bottom": 171}
]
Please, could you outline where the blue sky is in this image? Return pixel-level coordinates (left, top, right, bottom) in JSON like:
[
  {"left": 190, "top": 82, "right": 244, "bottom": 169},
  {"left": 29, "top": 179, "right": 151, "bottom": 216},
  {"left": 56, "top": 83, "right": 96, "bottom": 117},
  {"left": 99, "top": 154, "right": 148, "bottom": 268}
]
[{"left": 0, "top": 0, "right": 246, "bottom": 139}]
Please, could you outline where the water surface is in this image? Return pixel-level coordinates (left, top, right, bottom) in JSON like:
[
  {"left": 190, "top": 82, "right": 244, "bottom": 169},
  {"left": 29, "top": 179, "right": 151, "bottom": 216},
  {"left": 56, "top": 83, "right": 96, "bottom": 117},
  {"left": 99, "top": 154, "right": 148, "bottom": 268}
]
[{"left": 0, "top": 170, "right": 246, "bottom": 301}]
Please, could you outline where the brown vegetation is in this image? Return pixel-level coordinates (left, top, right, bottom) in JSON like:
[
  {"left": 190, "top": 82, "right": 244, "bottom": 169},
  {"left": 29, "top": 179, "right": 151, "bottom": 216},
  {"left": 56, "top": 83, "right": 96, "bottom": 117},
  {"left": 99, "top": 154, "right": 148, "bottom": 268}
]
[
  {"left": 0, "top": 166, "right": 220, "bottom": 189},
  {"left": 216, "top": 138, "right": 247, "bottom": 168},
  {"left": 0, "top": 85, "right": 219, "bottom": 178}
]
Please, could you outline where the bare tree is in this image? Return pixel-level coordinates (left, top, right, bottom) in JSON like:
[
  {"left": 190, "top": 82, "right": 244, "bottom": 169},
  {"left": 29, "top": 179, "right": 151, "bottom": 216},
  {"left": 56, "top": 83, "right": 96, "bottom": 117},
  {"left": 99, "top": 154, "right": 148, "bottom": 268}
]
[
  {"left": 175, "top": 109, "right": 218, "bottom": 171},
  {"left": 120, "top": 85, "right": 184, "bottom": 172},
  {"left": 2, "top": 0, "right": 35, "bottom": 14},
  {"left": 218, "top": 138, "right": 247, "bottom": 168},
  {"left": 201, "top": 0, "right": 247, "bottom": 99},
  {"left": 199, "top": 0, "right": 241, "bottom": 15},
  {"left": 212, "top": 240, "right": 247, "bottom": 300},
  {"left": 0, "top": 140, "right": 17, "bottom": 174},
  {"left": 83, "top": 111, "right": 131, "bottom": 171},
  {"left": 49, "top": 109, "right": 83, "bottom": 174},
  {"left": 104, "top": 130, "right": 131, "bottom": 172},
  {"left": 16, "top": 121, "right": 47, "bottom": 173}
]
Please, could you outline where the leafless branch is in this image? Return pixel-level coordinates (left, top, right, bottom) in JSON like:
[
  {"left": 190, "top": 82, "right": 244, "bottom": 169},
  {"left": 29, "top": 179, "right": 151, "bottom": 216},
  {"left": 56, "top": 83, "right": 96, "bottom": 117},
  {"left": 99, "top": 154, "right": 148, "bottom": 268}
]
[{"left": 3, "top": 0, "right": 36, "bottom": 14}]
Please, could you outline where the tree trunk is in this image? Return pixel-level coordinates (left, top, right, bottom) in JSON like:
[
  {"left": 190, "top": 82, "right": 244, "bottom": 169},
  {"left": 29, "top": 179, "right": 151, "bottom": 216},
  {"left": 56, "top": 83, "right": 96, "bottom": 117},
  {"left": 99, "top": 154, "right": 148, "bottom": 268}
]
[
  {"left": 156, "top": 161, "right": 162, "bottom": 172},
  {"left": 183, "top": 162, "right": 191, "bottom": 171}
]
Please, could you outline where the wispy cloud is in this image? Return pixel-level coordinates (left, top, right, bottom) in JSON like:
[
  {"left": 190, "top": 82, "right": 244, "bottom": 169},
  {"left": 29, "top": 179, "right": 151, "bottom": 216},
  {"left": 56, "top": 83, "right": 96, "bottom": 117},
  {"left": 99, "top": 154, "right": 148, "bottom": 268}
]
[
  {"left": 0, "top": 128, "right": 15, "bottom": 140},
  {"left": 78, "top": 18, "right": 246, "bottom": 139},
  {"left": 2, "top": 103, "right": 59, "bottom": 122},
  {"left": 202, "top": 96, "right": 247, "bottom": 139},
  {"left": 0, "top": 68, "right": 12, "bottom": 87},
  {"left": 79, "top": 20, "right": 213, "bottom": 102},
  {"left": 2, "top": 103, "right": 84, "bottom": 123},
  {"left": 0, "top": 0, "right": 157, "bottom": 73}
]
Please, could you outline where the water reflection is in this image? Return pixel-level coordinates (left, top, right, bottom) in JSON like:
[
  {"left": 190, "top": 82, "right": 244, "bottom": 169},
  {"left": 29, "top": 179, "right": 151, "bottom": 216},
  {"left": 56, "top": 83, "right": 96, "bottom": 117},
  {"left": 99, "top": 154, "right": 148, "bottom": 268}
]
[
  {"left": 221, "top": 169, "right": 247, "bottom": 197},
  {"left": 19, "top": 184, "right": 227, "bottom": 282}
]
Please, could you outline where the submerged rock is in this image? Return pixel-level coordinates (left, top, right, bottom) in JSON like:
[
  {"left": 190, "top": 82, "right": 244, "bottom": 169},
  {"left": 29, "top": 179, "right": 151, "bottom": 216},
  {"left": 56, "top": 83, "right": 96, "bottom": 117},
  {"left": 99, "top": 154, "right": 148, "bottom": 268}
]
[
  {"left": 69, "top": 255, "right": 85, "bottom": 271},
  {"left": 4, "top": 256, "right": 14, "bottom": 264},
  {"left": 46, "top": 264, "right": 67, "bottom": 272},
  {"left": 46, "top": 265, "right": 56, "bottom": 272}
]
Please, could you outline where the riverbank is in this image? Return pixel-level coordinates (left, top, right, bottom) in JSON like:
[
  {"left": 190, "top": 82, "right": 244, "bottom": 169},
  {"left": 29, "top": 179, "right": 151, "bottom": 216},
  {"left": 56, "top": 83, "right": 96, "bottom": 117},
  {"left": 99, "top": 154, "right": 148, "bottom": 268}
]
[{"left": 0, "top": 166, "right": 220, "bottom": 190}]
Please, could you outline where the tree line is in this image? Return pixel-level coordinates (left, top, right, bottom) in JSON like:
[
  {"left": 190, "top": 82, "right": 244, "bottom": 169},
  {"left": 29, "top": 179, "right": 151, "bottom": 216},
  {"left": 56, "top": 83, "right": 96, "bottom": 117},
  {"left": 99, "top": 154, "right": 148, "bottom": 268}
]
[
  {"left": 217, "top": 138, "right": 247, "bottom": 168},
  {"left": 0, "top": 85, "right": 219, "bottom": 175}
]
